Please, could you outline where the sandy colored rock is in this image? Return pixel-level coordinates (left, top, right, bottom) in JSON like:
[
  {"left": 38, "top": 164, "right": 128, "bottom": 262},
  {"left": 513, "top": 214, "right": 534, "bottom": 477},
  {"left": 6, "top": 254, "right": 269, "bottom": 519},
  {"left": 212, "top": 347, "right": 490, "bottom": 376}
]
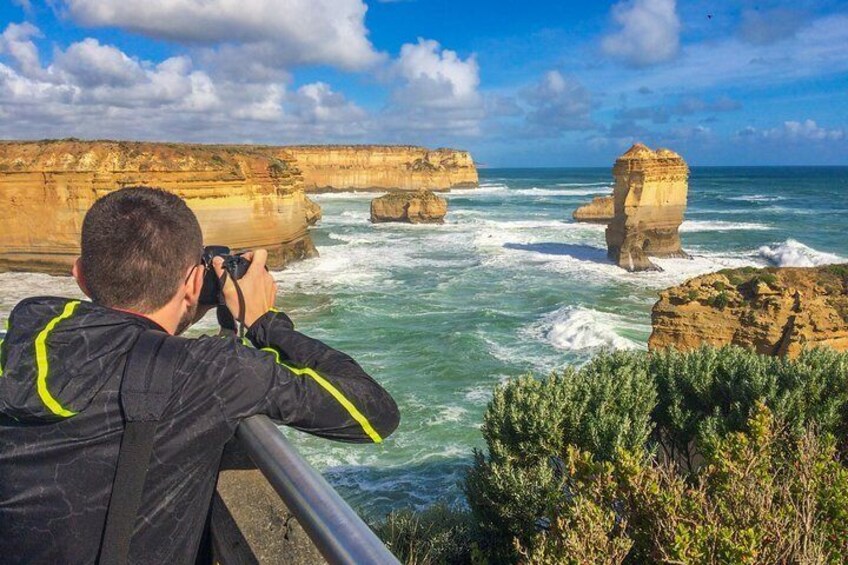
[
  {"left": 304, "top": 196, "right": 322, "bottom": 226},
  {"left": 573, "top": 195, "right": 614, "bottom": 223},
  {"left": 605, "top": 143, "right": 689, "bottom": 271},
  {"left": 0, "top": 140, "right": 317, "bottom": 274},
  {"left": 282, "top": 145, "right": 478, "bottom": 193},
  {"left": 370, "top": 190, "right": 448, "bottom": 224},
  {"left": 648, "top": 264, "right": 848, "bottom": 357}
]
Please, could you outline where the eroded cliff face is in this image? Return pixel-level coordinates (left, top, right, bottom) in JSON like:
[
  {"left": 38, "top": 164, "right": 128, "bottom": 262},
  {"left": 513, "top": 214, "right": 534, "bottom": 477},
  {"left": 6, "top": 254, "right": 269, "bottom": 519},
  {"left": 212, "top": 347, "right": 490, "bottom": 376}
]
[
  {"left": 605, "top": 144, "right": 689, "bottom": 271},
  {"left": 280, "top": 145, "right": 478, "bottom": 192},
  {"left": 649, "top": 264, "right": 848, "bottom": 357},
  {"left": 0, "top": 140, "right": 317, "bottom": 274}
]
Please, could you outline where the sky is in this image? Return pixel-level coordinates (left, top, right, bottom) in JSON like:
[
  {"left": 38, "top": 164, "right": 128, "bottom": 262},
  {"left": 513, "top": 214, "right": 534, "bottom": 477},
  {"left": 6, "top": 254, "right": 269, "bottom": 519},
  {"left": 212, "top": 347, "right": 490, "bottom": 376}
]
[{"left": 0, "top": 0, "right": 846, "bottom": 166}]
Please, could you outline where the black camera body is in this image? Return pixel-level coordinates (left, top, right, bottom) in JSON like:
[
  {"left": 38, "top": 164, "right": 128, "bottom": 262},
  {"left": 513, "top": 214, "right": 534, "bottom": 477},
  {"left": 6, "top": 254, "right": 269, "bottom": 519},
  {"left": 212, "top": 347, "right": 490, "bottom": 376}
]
[{"left": 199, "top": 245, "right": 251, "bottom": 305}]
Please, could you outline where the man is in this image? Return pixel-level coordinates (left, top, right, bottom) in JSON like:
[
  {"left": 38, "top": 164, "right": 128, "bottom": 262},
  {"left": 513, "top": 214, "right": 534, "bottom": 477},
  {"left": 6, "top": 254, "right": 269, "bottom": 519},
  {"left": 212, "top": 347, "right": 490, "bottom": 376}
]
[{"left": 0, "top": 187, "right": 399, "bottom": 563}]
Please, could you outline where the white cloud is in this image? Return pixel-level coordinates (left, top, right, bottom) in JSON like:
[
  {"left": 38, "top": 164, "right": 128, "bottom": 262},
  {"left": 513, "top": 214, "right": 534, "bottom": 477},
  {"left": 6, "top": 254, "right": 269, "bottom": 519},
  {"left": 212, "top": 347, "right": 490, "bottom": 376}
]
[
  {"left": 57, "top": 0, "right": 383, "bottom": 71},
  {"left": 53, "top": 38, "right": 145, "bottom": 88},
  {"left": 521, "top": 71, "right": 594, "bottom": 134},
  {"left": 0, "top": 22, "right": 43, "bottom": 78},
  {"left": 386, "top": 38, "right": 484, "bottom": 136},
  {"left": 291, "top": 82, "right": 366, "bottom": 125},
  {"left": 394, "top": 38, "right": 480, "bottom": 109},
  {"left": 0, "top": 23, "right": 386, "bottom": 143},
  {"left": 602, "top": 14, "right": 848, "bottom": 95},
  {"left": 601, "top": 0, "right": 680, "bottom": 67},
  {"left": 737, "top": 119, "right": 845, "bottom": 142}
]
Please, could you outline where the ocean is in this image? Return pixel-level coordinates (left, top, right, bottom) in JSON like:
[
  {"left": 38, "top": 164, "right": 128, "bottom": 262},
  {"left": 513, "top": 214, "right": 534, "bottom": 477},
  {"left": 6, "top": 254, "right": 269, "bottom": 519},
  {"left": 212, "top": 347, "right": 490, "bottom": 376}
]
[{"left": 0, "top": 166, "right": 846, "bottom": 519}]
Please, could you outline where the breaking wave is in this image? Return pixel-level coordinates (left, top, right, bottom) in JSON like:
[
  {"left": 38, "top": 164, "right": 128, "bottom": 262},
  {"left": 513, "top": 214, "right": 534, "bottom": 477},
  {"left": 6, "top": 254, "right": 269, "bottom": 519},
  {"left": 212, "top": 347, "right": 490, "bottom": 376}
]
[
  {"left": 758, "top": 239, "right": 843, "bottom": 268},
  {"left": 525, "top": 306, "right": 646, "bottom": 352}
]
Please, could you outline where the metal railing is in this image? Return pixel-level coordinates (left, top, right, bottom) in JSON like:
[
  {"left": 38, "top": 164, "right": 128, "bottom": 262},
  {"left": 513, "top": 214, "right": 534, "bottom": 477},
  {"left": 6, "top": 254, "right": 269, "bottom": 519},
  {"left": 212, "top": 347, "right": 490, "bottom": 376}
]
[{"left": 236, "top": 415, "right": 401, "bottom": 565}]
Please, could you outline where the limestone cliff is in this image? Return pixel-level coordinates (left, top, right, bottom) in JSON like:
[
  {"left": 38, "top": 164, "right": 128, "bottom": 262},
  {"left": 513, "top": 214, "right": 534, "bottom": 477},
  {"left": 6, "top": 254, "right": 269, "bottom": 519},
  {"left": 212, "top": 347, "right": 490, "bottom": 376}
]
[
  {"left": 649, "top": 264, "right": 848, "bottom": 357},
  {"left": 573, "top": 195, "right": 614, "bottom": 223},
  {"left": 281, "top": 145, "right": 478, "bottom": 193},
  {"left": 605, "top": 144, "right": 689, "bottom": 271},
  {"left": 370, "top": 190, "right": 447, "bottom": 224},
  {"left": 0, "top": 140, "right": 317, "bottom": 274}
]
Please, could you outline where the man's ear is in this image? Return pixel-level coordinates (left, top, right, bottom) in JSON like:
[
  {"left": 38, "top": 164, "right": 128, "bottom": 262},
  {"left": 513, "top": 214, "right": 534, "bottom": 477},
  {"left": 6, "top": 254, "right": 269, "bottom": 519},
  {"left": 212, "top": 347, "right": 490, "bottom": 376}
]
[
  {"left": 71, "top": 257, "right": 92, "bottom": 298},
  {"left": 185, "top": 265, "right": 205, "bottom": 305}
]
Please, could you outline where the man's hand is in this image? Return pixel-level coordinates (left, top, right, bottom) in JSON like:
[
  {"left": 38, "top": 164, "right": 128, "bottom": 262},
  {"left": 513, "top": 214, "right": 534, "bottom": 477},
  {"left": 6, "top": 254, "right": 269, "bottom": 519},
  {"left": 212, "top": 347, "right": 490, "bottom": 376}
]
[{"left": 212, "top": 249, "right": 278, "bottom": 329}]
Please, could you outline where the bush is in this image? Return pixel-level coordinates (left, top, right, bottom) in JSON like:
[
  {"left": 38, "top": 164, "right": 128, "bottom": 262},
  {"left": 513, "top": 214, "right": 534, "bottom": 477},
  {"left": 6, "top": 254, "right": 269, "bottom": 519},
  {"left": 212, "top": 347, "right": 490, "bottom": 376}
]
[
  {"left": 373, "top": 502, "right": 474, "bottom": 565},
  {"left": 461, "top": 346, "right": 848, "bottom": 563},
  {"left": 464, "top": 351, "right": 656, "bottom": 560}
]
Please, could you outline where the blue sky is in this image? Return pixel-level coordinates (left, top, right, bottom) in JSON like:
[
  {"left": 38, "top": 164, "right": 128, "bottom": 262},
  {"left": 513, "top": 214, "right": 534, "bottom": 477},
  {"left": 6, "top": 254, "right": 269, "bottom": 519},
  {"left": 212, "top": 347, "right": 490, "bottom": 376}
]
[{"left": 1, "top": 0, "right": 846, "bottom": 166}]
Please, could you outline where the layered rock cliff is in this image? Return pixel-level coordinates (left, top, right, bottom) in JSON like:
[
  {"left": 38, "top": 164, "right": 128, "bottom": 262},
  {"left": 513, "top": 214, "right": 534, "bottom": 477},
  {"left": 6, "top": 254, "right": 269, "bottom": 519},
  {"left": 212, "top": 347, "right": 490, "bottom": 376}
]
[
  {"left": 281, "top": 145, "right": 478, "bottom": 192},
  {"left": 0, "top": 140, "right": 317, "bottom": 274},
  {"left": 649, "top": 264, "right": 848, "bottom": 357},
  {"left": 605, "top": 144, "right": 689, "bottom": 271}
]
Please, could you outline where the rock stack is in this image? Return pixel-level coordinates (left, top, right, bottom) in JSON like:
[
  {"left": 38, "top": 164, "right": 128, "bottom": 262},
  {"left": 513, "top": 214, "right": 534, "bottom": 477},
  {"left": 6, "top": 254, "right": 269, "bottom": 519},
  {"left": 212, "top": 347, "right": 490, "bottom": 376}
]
[
  {"left": 572, "top": 195, "right": 614, "bottom": 223},
  {"left": 605, "top": 144, "right": 689, "bottom": 271},
  {"left": 370, "top": 190, "right": 447, "bottom": 224}
]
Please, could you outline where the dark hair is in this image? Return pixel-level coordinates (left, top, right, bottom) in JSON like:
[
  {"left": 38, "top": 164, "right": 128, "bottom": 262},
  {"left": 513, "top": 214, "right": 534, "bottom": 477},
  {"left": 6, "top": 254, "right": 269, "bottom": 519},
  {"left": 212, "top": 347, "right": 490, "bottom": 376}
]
[{"left": 80, "top": 186, "right": 203, "bottom": 312}]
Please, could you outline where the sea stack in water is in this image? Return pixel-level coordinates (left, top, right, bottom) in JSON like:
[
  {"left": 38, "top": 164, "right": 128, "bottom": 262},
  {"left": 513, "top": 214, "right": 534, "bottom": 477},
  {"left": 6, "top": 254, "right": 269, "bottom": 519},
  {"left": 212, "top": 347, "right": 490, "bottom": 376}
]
[
  {"left": 573, "top": 195, "right": 614, "bottom": 223},
  {"left": 370, "top": 190, "right": 447, "bottom": 224},
  {"left": 649, "top": 264, "right": 848, "bottom": 357},
  {"left": 605, "top": 144, "right": 689, "bottom": 271}
]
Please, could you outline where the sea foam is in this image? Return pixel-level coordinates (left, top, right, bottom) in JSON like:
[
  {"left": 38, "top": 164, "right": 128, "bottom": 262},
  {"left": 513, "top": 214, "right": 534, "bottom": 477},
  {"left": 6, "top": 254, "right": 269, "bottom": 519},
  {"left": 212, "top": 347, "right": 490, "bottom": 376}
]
[
  {"left": 525, "top": 306, "right": 646, "bottom": 352},
  {"left": 758, "top": 239, "right": 843, "bottom": 268}
]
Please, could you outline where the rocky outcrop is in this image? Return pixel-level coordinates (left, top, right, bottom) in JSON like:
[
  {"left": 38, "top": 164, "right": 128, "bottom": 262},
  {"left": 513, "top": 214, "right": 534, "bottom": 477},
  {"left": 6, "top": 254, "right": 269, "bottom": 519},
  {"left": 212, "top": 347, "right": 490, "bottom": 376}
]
[
  {"left": 0, "top": 140, "right": 317, "bottom": 274},
  {"left": 304, "top": 197, "right": 322, "bottom": 227},
  {"left": 605, "top": 144, "right": 689, "bottom": 271},
  {"left": 370, "top": 190, "right": 447, "bottom": 224},
  {"left": 573, "top": 195, "right": 614, "bottom": 223},
  {"left": 282, "top": 145, "right": 478, "bottom": 193},
  {"left": 649, "top": 264, "right": 848, "bottom": 357}
]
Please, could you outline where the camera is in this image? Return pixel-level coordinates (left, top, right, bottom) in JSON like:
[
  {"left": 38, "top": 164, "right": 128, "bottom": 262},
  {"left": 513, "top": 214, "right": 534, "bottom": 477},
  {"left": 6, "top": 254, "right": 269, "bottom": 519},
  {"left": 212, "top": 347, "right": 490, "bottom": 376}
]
[{"left": 199, "top": 245, "right": 251, "bottom": 306}]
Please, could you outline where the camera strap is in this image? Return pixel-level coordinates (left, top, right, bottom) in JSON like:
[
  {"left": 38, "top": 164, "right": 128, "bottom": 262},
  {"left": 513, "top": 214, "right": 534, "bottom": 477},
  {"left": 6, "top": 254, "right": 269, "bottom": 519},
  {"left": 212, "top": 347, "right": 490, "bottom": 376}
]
[
  {"left": 98, "top": 330, "right": 182, "bottom": 565},
  {"left": 217, "top": 270, "right": 248, "bottom": 338}
]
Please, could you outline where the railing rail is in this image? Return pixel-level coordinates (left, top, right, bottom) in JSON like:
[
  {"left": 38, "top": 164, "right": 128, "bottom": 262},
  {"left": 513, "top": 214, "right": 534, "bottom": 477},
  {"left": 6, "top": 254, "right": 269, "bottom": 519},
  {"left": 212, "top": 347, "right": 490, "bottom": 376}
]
[{"left": 236, "top": 415, "right": 401, "bottom": 565}]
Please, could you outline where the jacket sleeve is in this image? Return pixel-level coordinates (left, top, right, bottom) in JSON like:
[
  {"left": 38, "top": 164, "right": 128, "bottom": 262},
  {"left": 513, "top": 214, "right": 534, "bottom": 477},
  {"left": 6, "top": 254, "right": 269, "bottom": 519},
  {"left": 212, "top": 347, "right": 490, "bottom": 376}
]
[{"left": 207, "top": 310, "right": 399, "bottom": 443}]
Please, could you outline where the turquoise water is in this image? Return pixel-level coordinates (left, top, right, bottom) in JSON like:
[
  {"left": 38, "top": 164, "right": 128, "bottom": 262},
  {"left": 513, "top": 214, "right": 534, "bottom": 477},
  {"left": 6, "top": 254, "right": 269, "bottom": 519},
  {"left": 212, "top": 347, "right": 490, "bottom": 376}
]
[{"left": 0, "top": 167, "right": 845, "bottom": 519}]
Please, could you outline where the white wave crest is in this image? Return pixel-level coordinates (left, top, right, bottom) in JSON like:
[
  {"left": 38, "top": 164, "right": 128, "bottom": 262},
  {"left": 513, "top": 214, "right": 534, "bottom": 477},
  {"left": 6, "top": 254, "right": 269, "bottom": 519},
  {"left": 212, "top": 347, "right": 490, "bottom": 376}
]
[
  {"left": 758, "top": 239, "right": 843, "bottom": 267},
  {"left": 309, "top": 191, "right": 379, "bottom": 200},
  {"left": 680, "top": 220, "right": 773, "bottom": 232},
  {"left": 726, "top": 194, "right": 785, "bottom": 202},
  {"left": 525, "top": 306, "right": 645, "bottom": 352},
  {"left": 555, "top": 182, "right": 612, "bottom": 187},
  {"left": 512, "top": 187, "right": 611, "bottom": 197}
]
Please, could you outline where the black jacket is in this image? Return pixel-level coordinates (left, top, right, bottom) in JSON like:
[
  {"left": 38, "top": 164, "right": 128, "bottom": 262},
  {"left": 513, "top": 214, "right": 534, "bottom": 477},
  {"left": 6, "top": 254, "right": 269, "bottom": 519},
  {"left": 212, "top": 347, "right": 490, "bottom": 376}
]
[{"left": 0, "top": 297, "right": 399, "bottom": 564}]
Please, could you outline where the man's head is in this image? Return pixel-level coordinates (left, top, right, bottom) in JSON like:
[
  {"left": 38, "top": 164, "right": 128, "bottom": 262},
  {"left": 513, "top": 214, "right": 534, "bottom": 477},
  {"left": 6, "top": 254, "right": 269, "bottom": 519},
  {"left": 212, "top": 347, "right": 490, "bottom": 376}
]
[{"left": 73, "top": 186, "right": 205, "bottom": 333}]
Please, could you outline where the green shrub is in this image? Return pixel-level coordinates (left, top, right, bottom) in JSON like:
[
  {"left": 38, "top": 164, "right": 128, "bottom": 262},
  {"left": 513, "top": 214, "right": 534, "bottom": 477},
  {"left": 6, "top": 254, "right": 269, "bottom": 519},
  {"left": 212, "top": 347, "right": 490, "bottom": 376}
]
[
  {"left": 650, "top": 347, "right": 848, "bottom": 467},
  {"left": 707, "top": 290, "right": 730, "bottom": 309},
  {"left": 464, "top": 351, "right": 655, "bottom": 560},
  {"left": 373, "top": 502, "right": 474, "bottom": 565},
  {"left": 460, "top": 346, "right": 848, "bottom": 563},
  {"left": 467, "top": 405, "right": 848, "bottom": 564}
]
